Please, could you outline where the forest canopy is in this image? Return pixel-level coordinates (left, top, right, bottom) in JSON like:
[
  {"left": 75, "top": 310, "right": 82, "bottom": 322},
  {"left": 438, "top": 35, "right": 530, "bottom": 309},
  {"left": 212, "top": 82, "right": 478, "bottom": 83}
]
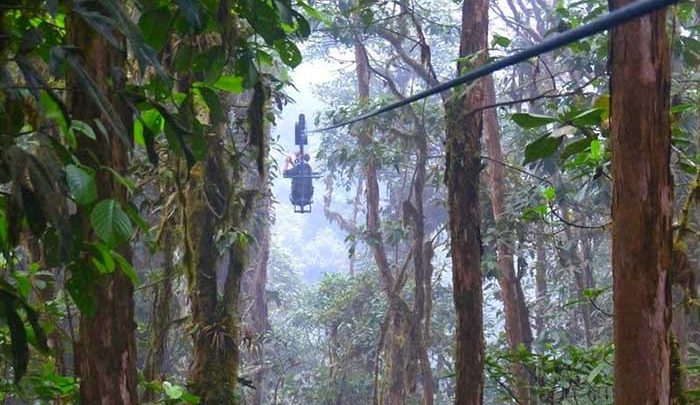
[{"left": 0, "top": 0, "right": 698, "bottom": 404}]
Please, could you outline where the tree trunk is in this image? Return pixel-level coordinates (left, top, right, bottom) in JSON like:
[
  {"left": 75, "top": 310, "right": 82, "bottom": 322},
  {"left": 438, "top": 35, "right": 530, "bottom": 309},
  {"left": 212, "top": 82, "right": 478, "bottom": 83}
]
[
  {"left": 444, "top": 0, "right": 488, "bottom": 401},
  {"left": 144, "top": 224, "right": 176, "bottom": 401},
  {"left": 183, "top": 128, "right": 239, "bottom": 404},
  {"left": 68, "top": 10, "right": 138, "bottom": 405},
  {"left": 353, "top": 36, "right": 411, "bottom": 405},
  {"left": 185, "top": 77, "right": 266, "bottom": 403},
  {"left": 609, "top": 0, "right": 672, "bottom": 402},
  {"left": 241, "top": 132, "right": 272, "bottom": 405},
  {"left": 483, "top": 75, "right": 533, "bottom": 404},
  {"left": 409, "top": 126, "right": 434, "bottom": 405}
]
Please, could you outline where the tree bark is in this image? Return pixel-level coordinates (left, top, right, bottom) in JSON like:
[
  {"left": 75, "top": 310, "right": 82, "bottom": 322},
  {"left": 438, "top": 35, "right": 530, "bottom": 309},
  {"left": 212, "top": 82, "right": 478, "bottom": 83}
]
[
  {"left": 241, "top": 126, "right": 272, "bottom": 405},
  {"left": 143, "top": 224, "right": 176, "bottom": 401},
  {"left": 483, "top": 75, "right": 533, "bottom": 404},
  {"left": 408, "top": 126, "right": 435, "bottom": 405},
  {"left": 444, "top": 0, "right": 489, "bottom": 402},
  {"left": 68, "top": 10, "right": 138, "bottom": 405},
  {"left": 182, "top": 123, "right": 247, "bottom": 405},
  {"left": 183, "top": 127, "right": 239, "bottom": 404},
  {"left": 609, "top": 0, "right": 672, "bottom": 402}
]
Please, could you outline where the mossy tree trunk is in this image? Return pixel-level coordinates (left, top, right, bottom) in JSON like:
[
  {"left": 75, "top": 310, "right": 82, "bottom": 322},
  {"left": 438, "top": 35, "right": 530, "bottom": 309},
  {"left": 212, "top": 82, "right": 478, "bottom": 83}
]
[
  {"left": 183, "top": 128, "right": 239, "bottom": 404},
  {"left": 183, "top": 78, "right": 267, "bottom": 403}
]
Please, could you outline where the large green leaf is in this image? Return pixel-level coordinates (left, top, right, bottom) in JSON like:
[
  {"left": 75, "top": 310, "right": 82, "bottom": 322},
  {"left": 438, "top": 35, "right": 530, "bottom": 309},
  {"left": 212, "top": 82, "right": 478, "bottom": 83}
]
[
  {"left": 570, "top": 108, "right": 603, "bottom": 127},
  {"left": 492, "top": 34, "right": 511, "bottom": 47},
  {"left": 20, "top": 186, "right": 46, "bottom": 235},
  {"left": 175, "top": 0, "right": 204, "bottom": 33},
  {"left": 274, "top": 39, "right": 302, "bottom": 67},
  {"left": 196, "top": 86, "right": 225, "bottom": 122},
  {"left": 298, "top": 0, "right": 331, "bottom": 26},
  {"left": 562, "top": 137, "right": 593, "bottom": 160},
  {"left": 70, "top": 120, "right": 97, "bottom": 140},
  {"left": 138, "top": 7, "right": 172, "bottom": 50},
  {"left": 163, "top": 381, "right": 184, "bottom": 399},
  {"left": 65, "top": 164, "right": 97, "bottom": 206},
  {"left": 212, "top": 75, "right": 244, "bottom": 93},
  {"left": 193, "top": 46, "right": 225, "bottom": 82},
  {"left": 86, "top": 242, "right": 116, "bottom": 274},
  {"left": 66, "top": 263, "right": 97, "bottom": 316},
  {"left": 112, "top": 250, "right": 139, "bottom": 285},
  {"left": 0, "top": 282, "right": 46, "bottom": 383},
  {"left": 524, "top": 134, "right": 563, "bottom": 164},
  {"left": 90, "top": 199, "right": 133, "bottom": 247},
  {"left": 512, "top": 113, "right": 557, "bottom": 129}
]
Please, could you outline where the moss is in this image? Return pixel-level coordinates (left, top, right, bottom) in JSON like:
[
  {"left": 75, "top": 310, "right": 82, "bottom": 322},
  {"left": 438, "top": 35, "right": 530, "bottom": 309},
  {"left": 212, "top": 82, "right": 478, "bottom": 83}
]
[{"left": 671, "top": 333, "right": 687, "bottom": 405}]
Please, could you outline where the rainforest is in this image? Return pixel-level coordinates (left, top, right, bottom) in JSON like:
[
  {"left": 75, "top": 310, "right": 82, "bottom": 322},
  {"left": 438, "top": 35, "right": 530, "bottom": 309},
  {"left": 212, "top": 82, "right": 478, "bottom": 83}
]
[{"left": 0, "top": 0, "right": 698, "bottom": 404}]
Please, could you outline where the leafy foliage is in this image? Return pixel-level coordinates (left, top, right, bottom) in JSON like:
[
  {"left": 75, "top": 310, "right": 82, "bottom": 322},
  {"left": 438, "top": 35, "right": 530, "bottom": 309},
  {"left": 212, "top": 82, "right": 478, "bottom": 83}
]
[{"left": 0, "top": 0, "right": 313, "bottom": 396}]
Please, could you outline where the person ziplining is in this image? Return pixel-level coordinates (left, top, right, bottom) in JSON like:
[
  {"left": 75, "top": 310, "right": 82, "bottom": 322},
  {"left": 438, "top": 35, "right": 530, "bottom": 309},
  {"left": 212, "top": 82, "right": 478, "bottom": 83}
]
[
  {"left": 283, "top": 114, "right": 322, "bottom": 213},
  {"left": 281, "top": 0, "right": 679, "bottom": 211}
]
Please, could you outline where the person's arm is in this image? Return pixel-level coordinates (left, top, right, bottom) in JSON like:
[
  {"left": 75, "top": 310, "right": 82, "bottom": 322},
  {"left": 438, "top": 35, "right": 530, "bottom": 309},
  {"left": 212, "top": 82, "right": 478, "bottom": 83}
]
[{"left": 282, "top": 155, "right": 293, "bottom": 177}]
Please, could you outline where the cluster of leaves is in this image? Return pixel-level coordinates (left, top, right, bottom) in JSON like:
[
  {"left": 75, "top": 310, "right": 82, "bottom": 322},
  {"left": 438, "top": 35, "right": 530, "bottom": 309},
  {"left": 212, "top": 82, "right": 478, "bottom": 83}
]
[
  {"left": 508, "top": 92, "right": 612, "bottom": 227},
  {"left": 1, "top": 0, "right": 314, "bottom": 395},
  {"left": 486, "top": 343, "right": 613, "bottom": 404},
  {"left": 142, "top": 379, "right": 200, "bottom": 404},
  {"left": 512, "top": 97, "right": 609, "bottom": 169}
]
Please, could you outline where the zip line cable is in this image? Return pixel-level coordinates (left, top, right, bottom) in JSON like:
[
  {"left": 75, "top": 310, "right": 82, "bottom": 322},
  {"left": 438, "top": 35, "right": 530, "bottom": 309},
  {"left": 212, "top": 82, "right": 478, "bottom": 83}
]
[{"left": 308, "top": 0, "right": 683, "bottom": 133}]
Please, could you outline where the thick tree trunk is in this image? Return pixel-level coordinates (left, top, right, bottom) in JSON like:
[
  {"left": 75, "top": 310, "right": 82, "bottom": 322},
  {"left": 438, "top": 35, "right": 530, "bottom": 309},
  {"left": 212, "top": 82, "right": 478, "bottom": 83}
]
[
  {"left": 483, "top": 75, "right": 533, "bottom": 404},
  {"left": 68, "top": 11, "right": 138, "bottom": 405},
  {"left": 185, "top": 80, "right": 265, "bottom": 404},
  {"left": 184, "top": 130, "right": 239, "bottom": 404},
  {"left": 246, "top": 209, "right": 271, "bottom": 405},
  {"left": 444, "top": 0, "right": 488, "bottom": 402},
  {"left": 609, "top": 0, "right": 672, "bottom": 402},
  {"left": 241, "top": 130, "right": 272, "bottom": 405}
]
